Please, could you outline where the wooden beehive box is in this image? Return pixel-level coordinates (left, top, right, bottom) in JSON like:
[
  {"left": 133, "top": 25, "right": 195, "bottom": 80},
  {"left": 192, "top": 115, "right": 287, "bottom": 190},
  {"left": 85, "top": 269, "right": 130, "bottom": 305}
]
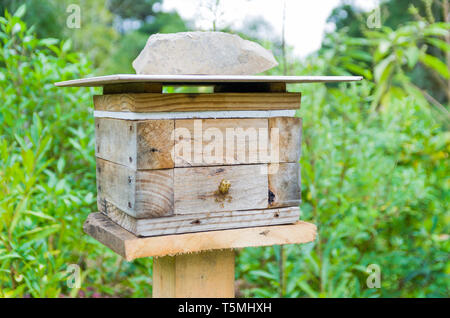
[{"left": 56, "top": 75, "right": 361, "bottom": 237}]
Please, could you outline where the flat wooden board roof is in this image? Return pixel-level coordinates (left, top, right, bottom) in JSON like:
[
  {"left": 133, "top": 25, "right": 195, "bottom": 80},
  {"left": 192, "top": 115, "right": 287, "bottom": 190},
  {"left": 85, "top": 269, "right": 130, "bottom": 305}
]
[
  {"left": 55, "top": 74, "right": 363, "bottom": 87},
  {"left": 84, "top": 212, "right": 317, "bottom": 261}
]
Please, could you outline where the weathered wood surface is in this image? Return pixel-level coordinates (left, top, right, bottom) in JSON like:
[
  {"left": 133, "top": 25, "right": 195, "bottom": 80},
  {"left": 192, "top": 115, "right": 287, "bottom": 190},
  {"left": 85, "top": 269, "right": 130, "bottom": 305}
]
[
  {"left": 103, "top": 82, "right": 162, "bottom": 94},
  {"left": 268, "top": 163, "right": 301, "bottom": 208},
  {"left": 55, "top": 74, "right": 363, "bottom": 87},
  {"left": 96, "top": 158, "right": 173, "bottom": 218},
  {"left": 269, "top": 117, "right": 302, "bottom": 163},
  {"left": 96, "top": 117, "right": 301, "bottom": 169},
  {"left": 95, "top": 118, "right": 136, "bottom": 169},
  {"left": 95, "top": 118, "right": 174, "bottom": 170},
  {"left": 174, "top": 118, "right": 268, "bottom": 166},
  {"left": 83, "top": 212, "right": 317, "bottom": 261},
  {"left": 136, "top": 119, "right": 174, "bottom": 169},
  {"left": 173, "top": 164, "right": 268, "bottom": 215},
  {"left": 103, "top": 206, "right": 300, "bottom": 237},
  {"left": 97, "top": 158, "right": 302, "bottom": 219},
  {"left": 96, "top": 158, "right": 136, "bottom": 218},
  {"left": 153, "top": 250, "right": 235, "bottom": 298},
  {"left": 93, "top": 93, "right": 301, "bottom": 112}
]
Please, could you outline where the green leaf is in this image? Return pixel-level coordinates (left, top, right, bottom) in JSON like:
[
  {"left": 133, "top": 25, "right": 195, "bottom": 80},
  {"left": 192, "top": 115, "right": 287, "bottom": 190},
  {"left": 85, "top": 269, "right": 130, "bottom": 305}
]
[
  {"left": 39, "top": 38, "right": 59, "bottom": 47},
  {"left": 424, "top": 24, "right": 450, "bottom": 37},
  {"left": 298, "top": 280, "right": 318, "bottom": 298},
  {"left": 404, "top": 46, "right": 420, "bottom": 69},
  {"left": 13, "top": 4, "right": 27, "bottom": 19},
  {"left": 426, "top": 38, "right": 450, "bottom": 53},
  {"left": 0, "top": 252, "right": 22, "bottom": 261},
  {"left": 249, "top": 270, "right": 277, "bottom": 281},
  {"left": 374, "top": 55, "right": 395, "bottom": 83},
  {"left": 420, "top": 53, "right": 450, "bottom": 79},
  {"left": 57, "top": 157, "right": 65, "bottom": 173},
  {"left": 343, "top": 62, "right": 373, "bottom": 80},
  {"left": 24, "top": 210, "right": 55, "bottom": 221},
  {"left": 62, "top": 39, "right": 72, "bottom": 53},
  {"left": 17, "top": 224, "right": 60, "bottom": 240}
]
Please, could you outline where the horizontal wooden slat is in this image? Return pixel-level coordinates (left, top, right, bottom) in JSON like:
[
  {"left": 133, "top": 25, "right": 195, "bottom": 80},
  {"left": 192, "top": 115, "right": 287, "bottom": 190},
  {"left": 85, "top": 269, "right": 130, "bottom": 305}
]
[
  {"left": 96, "top": 118, "right": 174, "bottom": 170},
  {"left": 93, "top": 92, "right": 301, "bottom": 112},
  {"left": 103, "top": 205, "right": 300, "bottom": 237},
  {"left": 173, "top": 164, "right": 268, "bottom": 215},
  {"left": 96, "top": 158, "right": 173, "bottom": 218},
  {"left": 93, "top": 110, "right": 297, "bottom": 120},
  {"left": 96, "top": 158, "right": 136, "bottom": 217},
  {"left": 174, "top": 118, "right": 269, "bottom": 166},
  {"left": 83, "top": 212, "right": 317, "bottom": 260},
  {"left": 95, "top": 117, "right": 301, "bottom": 169}
]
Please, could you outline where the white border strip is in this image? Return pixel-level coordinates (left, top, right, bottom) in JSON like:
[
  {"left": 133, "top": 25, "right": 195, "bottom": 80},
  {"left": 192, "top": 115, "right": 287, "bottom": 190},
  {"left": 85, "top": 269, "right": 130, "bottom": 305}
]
[{"left": 94, "top": 110, "right": 297, "bottom": 120}]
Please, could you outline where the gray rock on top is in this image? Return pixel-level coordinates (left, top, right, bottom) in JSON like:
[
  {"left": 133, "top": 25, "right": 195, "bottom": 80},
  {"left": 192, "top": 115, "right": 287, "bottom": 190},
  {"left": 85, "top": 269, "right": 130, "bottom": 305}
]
[{"left": 132, "top": 32, "right": 278, "bottom": 75}]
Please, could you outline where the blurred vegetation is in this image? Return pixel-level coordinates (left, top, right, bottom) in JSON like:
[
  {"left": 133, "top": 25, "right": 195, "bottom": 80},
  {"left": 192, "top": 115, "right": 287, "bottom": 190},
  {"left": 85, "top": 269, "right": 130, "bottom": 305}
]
[{"left": 0, "top": 0, "right": 449, "bottom": 298}]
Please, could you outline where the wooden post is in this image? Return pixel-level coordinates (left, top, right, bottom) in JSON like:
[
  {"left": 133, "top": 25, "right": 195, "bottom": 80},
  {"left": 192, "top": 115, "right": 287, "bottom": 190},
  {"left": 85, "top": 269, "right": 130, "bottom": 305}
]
[{"left": 153, "top": 250, "right": 235, "bottom": 298}]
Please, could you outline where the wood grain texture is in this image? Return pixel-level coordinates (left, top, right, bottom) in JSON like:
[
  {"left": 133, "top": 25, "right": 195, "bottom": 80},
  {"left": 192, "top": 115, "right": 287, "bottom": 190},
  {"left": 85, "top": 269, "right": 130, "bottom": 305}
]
[
  {"left": 173, "top": 165, "right": 268, "bottom": 215},
  {"left": 135, "top": 169, "right": 174, "bottom": 217},
  {"left": 174, "top": 118, "right": 268, "bottom": 167},
  {"left": 96, "top": 158, "right": 136, "bottom": 217},
  {"left": 152, "top": 255, "right": 176, "bottom": 297},
  {"left": 103, "top": 82, "right": 162, "bottom": 94},
  {"left": 95, "top": 118, "right": 174, "bottom": 170},
  {"left": 268, "top": 163, "right": 301, "bottom": 208},
  {"left": 103, "top": 206, "right": 300, "bottom": 237},
  {"left": 136, "top": 120, "right": 174, "bottom": 169},
  {"left": 269, "top": 117, "right": 302, "bottom": 163},
  {"left": 95, "top": 118, "right": 137, "bottom": 169},
  {"left": 83, "top": 212, "right": 317, "bottom": 261},
  {"left": 153, "top": 250, "right": 235, "bottom": 298},
  {"left": 96, "top": 158, "right": 173, "bottom": 218},
  {"left": 93, "top": 93, "right": 301, "bottom": 112}
]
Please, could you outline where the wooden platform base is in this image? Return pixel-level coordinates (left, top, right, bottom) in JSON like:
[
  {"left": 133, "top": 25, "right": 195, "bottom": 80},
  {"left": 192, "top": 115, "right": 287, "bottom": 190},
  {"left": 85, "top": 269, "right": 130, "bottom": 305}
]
[{"left": 83, "top": 212, "right": 317, "bottom": 261}]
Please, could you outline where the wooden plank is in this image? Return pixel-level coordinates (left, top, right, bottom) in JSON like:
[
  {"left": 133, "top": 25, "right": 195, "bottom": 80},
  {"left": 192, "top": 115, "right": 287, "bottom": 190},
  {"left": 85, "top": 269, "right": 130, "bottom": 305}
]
[
  {"left": 214, "top": 82, "right": 286, "bottom": 93},
  {"left": 93, "top": 92, "right": 301, "bottom": 112},
  {"left": 83, "top": 212, "right": 317, "bottom": 261},
  {"left": 136, "top": 120, "right": 174, "bottom": 169},
  {"left": 173, "top": 165, "right": 268, "bottom": 215},
  {"left": 93, "top": 110, "right": 297, "bottom": 120},
  {"left": 103, "top": 82, "right": 162, "bottom": 94},
  {"left": 96, "top": 158, "right": 173, "bottom": 218},
  {"left": 95, "top": 118, "right": 175, "bottom": 170},
  {"left": 174, "top": 118, "right": 268, "bottom": 167},
  {"left": 268, "top": 163, "right": 301, "bottom": 208},
  {"left": 95, "top": 118, "right": 137, "bottom": 169},
  {"left": 152, "top": 255, "right": 176, "bottom": 297},
  {"left": 96, "top": 158, "right": 136, "bottom": 217},
  {"left": 103, "top": 206, "right": 300, "bottom": 237},
  {"left": 55, "top": 74, "right": 363, "bottom": 87},
  {"left": 153, "top": 250, "right": 235, "bottom": 298},
  {"left": 269, "top": 117, "right": 302, "bottom": 163}
]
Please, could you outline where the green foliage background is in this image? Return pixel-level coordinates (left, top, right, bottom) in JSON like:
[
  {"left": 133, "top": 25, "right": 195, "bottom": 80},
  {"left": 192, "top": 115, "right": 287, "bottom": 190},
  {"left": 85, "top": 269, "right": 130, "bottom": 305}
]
[{"left": 0, "top": 0, "right": 448, "bottom": 298}]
